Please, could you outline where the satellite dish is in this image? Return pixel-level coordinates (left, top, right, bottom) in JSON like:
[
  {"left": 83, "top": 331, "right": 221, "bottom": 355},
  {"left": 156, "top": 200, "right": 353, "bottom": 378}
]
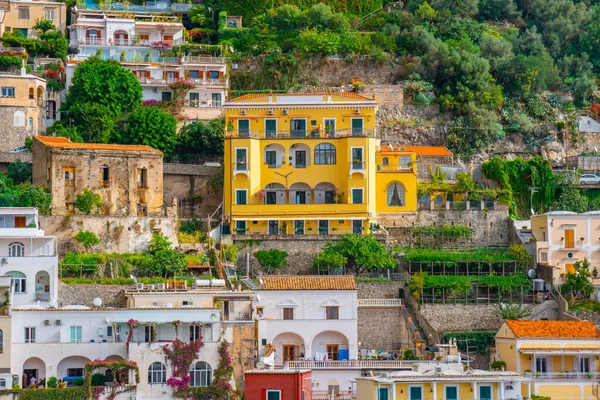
[
  {"left": 527, "top": 269, "right": 537, "bottom": 279},
  {"left": 256, "top": 362, "right": 266, "bottom": 369},
  {"left": 256, "top": 294, "right": 261, "bottom": 302},
  {"left": 166, "top": 303, "right": 173, "bottom": 308},
  {"left": 92, "top": 297, "right": 103, "bottom": 307}
]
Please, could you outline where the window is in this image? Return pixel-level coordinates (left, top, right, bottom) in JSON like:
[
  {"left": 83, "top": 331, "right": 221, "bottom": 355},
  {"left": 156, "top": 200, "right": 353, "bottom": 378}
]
[
  {"left": 28, "top": 117, "right": 33, "bottom": 127},
  {"left": 351, "top": 118, "right": 364, "bottom": 135},
  {"left": 2, "top": 87, "right": 15, "bottom": 97},
  {"left": 326, "top": 344, "right": 339, "bottom": 360},
  {"left": 445, "top": 385, "right": 458, "bottom": 400},
  {"left": 29, "top": 87, "right": 34, "bottom": 99},
  {"left": 9, "top": 242, "right": 25, "bottom": 257},
  {"left": 190, "top": 361, "right": 212, "bottom": 387},
  {"left": 238, "top": 119, "right": 250, "bottom": 137},
  {"left": 256, "top": 306, "right": 264, "bottom": 317},
  {"left": 580, "top": 357, "right": 591, "bottom": 373},
  {"left": 161, "top": 92, "right": 172, "bottom": 101},
  {"left": 564, "top": 228, "right": 575, "bottom": 248},
  {"left": 143, "top": 325, "right": 155, "bottom": 343},
  {"left": 137, "top": 204, "right": 148, "bottom": 217},
  {"left": 325, "top": 190, "right": 335, "bottom": 204},
  {"left": 211, "top": 93, "right": 222, "bottom": 107},
  {"left": 265, "top": 151, "right": 277, "bottom": 167},
  {"left": 64, "top": 167, "right": 75, "bottom": 186},
  {"left": 479, "top": 386, "right": 492, "bottom": 400},
  {"left": 535, "top": 357, "right": 547, "bottom": 373},
  {"left": 377, "top": 387, "right": 389, "bottom": 400},
  {"left": 136, "top": 168, "right": 147, "bottom": 188},
  {"left": 387, "top": 182, "right": 406, "bottom": 207},
  {"left": 70, "top": 326, "right": 82, "bottom": 343},
  {"left": 291, "top": 119, "right": 306, "bottom": 137},
  {"left": 352, "top": 188, "right": 363, "bottom": 204},
  {"left": 326, "top": 306, "right": 339, "bottom": 319},
  {"left": 189, "top": 71, "right": 199, "bottom": 79},
  {"left": 266, "top": 191, "right": 277, "bottom": 205},
  {"left": 283, "top": 308, "right": 294, "bottom": 320},
  {"left": 324, "top": 119, "right": 336, "bottom": 136},
  {"left": 268, "top": 220, "right": 278, "bottom": 235},
  {"left": 66, "top": 203, "right": 74, "bottom": 212},
  {"left": 382, "top": 157, "right": 389, "bottom": 166},
  {"left": 106, "top": 326, "right": 113, "bottom": 337},
  {"left": 190, "top": 325, "right": 201, "bottom": 341},
  {"left": 18, "top": 7, "right": 29, "bottom": 19},
  {"left": 235, "top": 221, "right": 246, "bottom": 234},
  {"left": 409, "top": 386, "right": 423, "bottom": 400},
  {"left": 319, "top": 220, "right": 329, "bottom": 235},
  {"left": 351, "top": 148, "right": 363, "bottom": 169},
  {"left": 100, "top": 165, "right": 110, "bottom": 187},
  {"left": 67, "top": 368, "right": 83, "bottom": 377},
  {"left": 295, "top": 190, "right": 306, "bottom": 204},
  {"left": 236, "top": 149, "right": 247, "bottom": 170},
  {"left": 0, "top": 379, "right": 5, "bottom": 388},
  {"left": 45, "top": 8, "right": 56, "bottom": 20},
  {"left": 25, "top": 327, "right": 35, "bottom": 343},
  {"left": 294, "top": 220, "right": 304, "bottom": 235},
  {"left": 236, "top": 190, "right": 247, "bottom": 205},
  {"left": 209, "top": 71, "right": 219, "bottom": 79},
  {"left": 189, "top": 92, "right": 200, "bottom": 106},
  {"left": 295, "top": 150, "right": 307, "bottom": 168},
  {"left": 13, "top": 111, "right": 24, "bottom": 127},
  {"left": 265, "top": 119, "right": 277, "bottom": 138},
  {"left": 267, "top": 390, "right": 281, "bottom": 400},
  {"left": 314, "top": 143, "right": 336, "bottom": 165},
  {"left": 148, "top": 362, "right": 166, "bottom": 384},
  {"left": 541, "top": 252, "right": 548, "bottom": 262}
]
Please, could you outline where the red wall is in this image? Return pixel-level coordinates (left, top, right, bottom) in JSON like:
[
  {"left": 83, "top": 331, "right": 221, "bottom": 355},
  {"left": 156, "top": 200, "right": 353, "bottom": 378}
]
[{"left": 244, "top": 371, "right": 312, "bottom": 400}]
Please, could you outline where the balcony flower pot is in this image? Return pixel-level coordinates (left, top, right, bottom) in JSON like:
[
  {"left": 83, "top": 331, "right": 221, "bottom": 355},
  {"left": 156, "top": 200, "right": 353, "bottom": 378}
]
[{"left": 58, "top": 381, "right": 66, "bottom": 389}]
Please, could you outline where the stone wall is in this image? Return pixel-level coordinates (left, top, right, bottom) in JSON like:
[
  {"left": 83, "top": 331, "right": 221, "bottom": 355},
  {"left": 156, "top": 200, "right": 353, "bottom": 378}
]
[
  {"left": 381, "top": 209, "right": 510, "bottom": 248},
  {"left": 357, "top": 282, "right": 403, "bottom": 299},
  {"left": 228, "top": 323, "right": 256, "bottom": 384},
  {"left": 40, "top": 215, "right": 178, "bottom": 255},
  {"left": 58, "top": 281, "right": 127, "bottom": 307},
  {"left": 163, "top": 163, "right": 223, "bottom": 218},
  {"left": 358, "top": 308, "right": 411, "bottom": 350},
  {"left": 0, "top": 151, "right": 32, "bottom": 172},
  {"left": 0, "top": 106, "right": 41, "bottom": 153}
]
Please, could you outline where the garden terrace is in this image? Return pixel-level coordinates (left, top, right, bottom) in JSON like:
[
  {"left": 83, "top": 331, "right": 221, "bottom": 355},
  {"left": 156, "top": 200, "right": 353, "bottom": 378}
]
[{"left": 400, "top": 248, "right": 521, "bottom": 276}]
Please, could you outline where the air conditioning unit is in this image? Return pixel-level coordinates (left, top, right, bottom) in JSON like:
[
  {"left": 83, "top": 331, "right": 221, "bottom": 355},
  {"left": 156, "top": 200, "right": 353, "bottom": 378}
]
[
  {"left": 241, "top": 110, "right": 247, "bottom": 115},
  {"left": 282, "top": 109, "right": 289, "bottom": 115},
  {"left": 268, "top": 110, "right": 274, "bottom": 115},
  {"left": 435, "top": 367, "right": 442, "bottom": 374},
  {"left": 157, "top": 283, "right": 166, "bottom": 290},
  {"left": 98, "top": 327, "right": 105, "bottom": 336},
  {"left": 136, "top": 283, "right": 144, "bottom": 290},
  {"left": 354, "top": 109, "right": 360, "bottom": 114},
  {"left": 55, "top": 319, "right": 62, "bottom": 325},
  {"left": 147, "top": 284, "right": 155, "bottom": 290},
  {"left": 44, "top": 320, "right": 51, "bottom": 326},
  {"left": 532, "top": 279, "right": 545, "bottom": 291},
  {"left": 231, "top": 63, "right": 239, "bottom": 69},
  {"left": 379, "top": 372, "right": 389, "bottom": 378}
]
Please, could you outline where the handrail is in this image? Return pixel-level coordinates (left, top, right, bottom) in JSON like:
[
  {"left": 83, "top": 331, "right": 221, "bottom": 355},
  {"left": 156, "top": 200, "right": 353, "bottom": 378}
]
[
  {"left": 357, "top": 299, "right": 403, "bottom": 307},
  {"left": 286, "top": 360, "right": 420, "bottom": 369},
  {"left": 226, "top": 129, "right": 377, "bottom": 139},
  {"left": 525, "top": 371, "right": 600, "bottom": 380}
]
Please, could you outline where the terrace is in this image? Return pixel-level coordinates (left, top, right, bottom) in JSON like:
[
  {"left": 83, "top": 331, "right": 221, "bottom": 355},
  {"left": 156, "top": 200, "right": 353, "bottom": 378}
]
[{"left": 225, "top": 128, "right": 377, "bottom": 139}]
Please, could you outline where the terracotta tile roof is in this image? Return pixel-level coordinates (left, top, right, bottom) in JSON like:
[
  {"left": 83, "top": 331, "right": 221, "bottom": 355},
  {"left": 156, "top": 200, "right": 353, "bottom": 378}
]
[
  {"left": 35, "top": 136, "right": 162, "bottom": 154},
  {"left": 228, "top": 92, "right": 375, "bottom": 102},
  {"left": 379, "top": 145, "right": 453, "bottom": 157},
  {"left": 261, "top": 276, "right": 356, "bottom": 291},
  {"left": 506, "top": 320, "right": 600, "bottom": 339},
  {"left": 520, "top": 344, "right": 600, "bottom": 352}
]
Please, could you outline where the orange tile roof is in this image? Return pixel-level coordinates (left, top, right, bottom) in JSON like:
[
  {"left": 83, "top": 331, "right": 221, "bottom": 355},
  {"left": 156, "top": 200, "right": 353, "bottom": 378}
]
[
  {"left": 379, "top": 145, "right": 453, "bottom": 157},
  {"left": 506, "top": 320, "right": 600, "bottom": 339},
  {"left": 229, "top": 92, "right": 375, "bottom": 102},
  {"left": 261, "top": 276, "right": 356, "bottom": 291},
  {"left": 35, "top": 136, "right": 162, "bottom": 154}
]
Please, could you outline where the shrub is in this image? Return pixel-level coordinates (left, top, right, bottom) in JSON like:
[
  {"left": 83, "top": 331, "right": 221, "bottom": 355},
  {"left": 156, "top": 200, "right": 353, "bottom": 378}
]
[
  {"left": 254, "top": 249, "right": 288, "bottom": 274},
  {"left": 73, "top": 230, "right": 100, "bottom": 250},
  {"left": 74, "top": 188, "right": 103, "bottom": 215},
  {"left": 8, "top": 160, "right": 32, "bottom": 184},
  {"left": 180, "top": 218, "right": 203, "bottom": 234},
  {"left": 91, "top": 373, "right": 106, "bottom": 386},
  {"left": 47, "top": 377, "right": 58, "bottom": 388}
]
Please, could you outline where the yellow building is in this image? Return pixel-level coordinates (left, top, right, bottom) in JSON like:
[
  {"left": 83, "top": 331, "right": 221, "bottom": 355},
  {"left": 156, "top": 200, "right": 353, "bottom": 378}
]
[
  {"left": 0, "top": 0, "right": 67, "bottom": 36},
  {"left": 494, "top": 320, "right": 600, "bottom": 399},
  {"left": 0, "top": 277, "right": 11, "bottom": 386},
  {"left": 356, "top": 362, "right": 526, "bottom": 400},
  {"left": 222, "top": 92, "right": 419, "bottom": 236},
  {"left": 0, "top": 71, "right": 46, "bottom": 152}
]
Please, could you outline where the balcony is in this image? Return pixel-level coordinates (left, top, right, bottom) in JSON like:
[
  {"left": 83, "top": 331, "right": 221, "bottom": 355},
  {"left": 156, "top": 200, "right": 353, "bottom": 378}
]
[
  {"left": 70, "top": 52, "right": 225, "bottom": 65},
  {"left": 231, "top": 203, "right": 368, "bottom": 218},
  {"left": 35, "top": 292, "right": 51, "bottom": 301},
  {"left": 226, "top": 128, "right": 377, "bottom": 140},
  {"left": 525, "top": 371, "right": 600, "bottom": 381},
  {"left": 223, "top": 312, "right": 252, "bottom": 321},
  {"left": 377, "top": 163, "right": 414, "bottom": 172},
  {"left": 285, "top": 360, "right": 418, "bottom": 369},
  {"left": 313, "top": 390, "right": 355, "bottom": 400},
  {"left": 357, "top": 299, "right": 403, "bottom": 307},
  {"left": 139, "top": 77, "right": 227, "bottom": 87}
]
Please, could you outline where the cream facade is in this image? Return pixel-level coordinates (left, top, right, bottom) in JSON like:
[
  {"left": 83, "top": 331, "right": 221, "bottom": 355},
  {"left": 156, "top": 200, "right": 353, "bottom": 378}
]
[
  {"left": 0, "top": 277, "right": 11, "bottom": 388},
  {"left": 0, "top": 0, "right": 66, "bottom": 36},
  {"left": 531, "top": 211, "right": 600, "bottom": 284},
  {"left": 0, "top": 72, "right": 46, "bottom": 152}
]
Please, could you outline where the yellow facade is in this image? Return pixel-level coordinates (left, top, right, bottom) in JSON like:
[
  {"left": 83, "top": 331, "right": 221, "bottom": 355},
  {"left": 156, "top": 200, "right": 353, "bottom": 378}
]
[
  {"left": 223, "top": 93, "right": 418, "bottom": 235},
  {"left": 0, "top": 0, "right": 67, "bottom": 36}
]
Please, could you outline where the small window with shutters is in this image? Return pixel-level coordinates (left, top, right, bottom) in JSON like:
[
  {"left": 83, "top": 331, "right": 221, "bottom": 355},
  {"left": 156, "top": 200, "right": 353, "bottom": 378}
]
[
  {"left": 64, "top": 167, "right": 75, "bottom": 187},
  {"left": 137, "top": 168, "right": 147, "bottom": 188},
  {"left": 100, "top": 165, "right": 110, "bottom": 187}
]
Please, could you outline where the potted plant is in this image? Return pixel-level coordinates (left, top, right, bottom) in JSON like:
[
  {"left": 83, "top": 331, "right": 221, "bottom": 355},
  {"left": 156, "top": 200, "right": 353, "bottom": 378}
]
[
  {"left": 120, "top": 51, "right": 126, "bottom": 61},
  {"left": 145, "top": 51, "right": 152, "bottom": 62},
  {"left": 580, "top": 237, "right": 585, "bottom": 242},
  {"left": 490, "top": 360, "right": 506, "bottom": 371},
  {"left": 58, "top": 380, "right": 66, "bottom": 389}
]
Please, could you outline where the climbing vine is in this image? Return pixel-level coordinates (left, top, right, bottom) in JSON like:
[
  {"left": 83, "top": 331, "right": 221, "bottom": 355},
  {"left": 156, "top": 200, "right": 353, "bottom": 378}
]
[
  {"left": 84, "top": 360, "right": 140, "bottom": 400},
  {"left": 126, "top": 319, "right": 138, "bottom": 343},
  {"left": 163, "top": 334, "right": 204, "bottom": 397}
]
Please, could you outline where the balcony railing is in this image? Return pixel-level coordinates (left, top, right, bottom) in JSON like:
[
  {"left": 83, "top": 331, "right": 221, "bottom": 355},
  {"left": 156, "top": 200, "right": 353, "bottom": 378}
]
[
  {"left": 223, "top": 312, "right": 252, "bottom": 321},
  {"left": 226, "top": 128, "right": 377, "bottom": 139},
  {"left": 377, "top": 164, "right": 413, "bottom": 172},
  {"left": 35, "top": 292, "right": 51, "bottom": 301},
  {"left": 525, "top": 371, "right": 600, "bottom": 380},
  {"left": 313, "top": 390, "right": 355, "bottom": 400},
  {"left": 71, "top": 39, "right": 185, "bottom": 47},
  {"left": 357, "top": 299, "right": 403, "bottom": 307},
  {"left": 138, "top": 77, "right": 227, "bottom": 87}
]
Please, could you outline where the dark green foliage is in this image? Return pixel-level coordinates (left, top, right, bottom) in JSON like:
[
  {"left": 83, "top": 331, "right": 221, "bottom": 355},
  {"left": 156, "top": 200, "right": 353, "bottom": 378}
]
[
  {"left": 176, "top": 117, "right": 225, "bottom": 162},
  {"left": 46, "top": 377, "right": 58, "bottom": 388},
  {"left": 74, "top": 189, "right": 103, "bottom": 215},
  {"left": 47, "top": 123, "right": 84, "bottom": 143},
  {"left": 401, "top": 248, "right": 515, "bottom": 262},
  {"left": 254, "top": 249, "right": 288, "bottom": 274},
  {"left": 146, "top": 234, "right": 187, "bottom": 277},
  {"left": 68, "top": 102, "right": 115, "bottom": 144},
  {"left": 8, "top": 160, "right": 32, "bottom": 184},
  {"left": 90, "top": 373, "right": 106, "bottom": 387},
  {"left": 0, "top": 174, "right": 52, "bottom": 214},
  {"left": 443, "top": 331, "right": 496, "bottom": 353},
  {"left": 74, "top": 231, "right": 101, "bottom": 250},
  {"left": 179, "top": 219, "right": 204, "bottom": 234},
  {"left": 552, "top": 185, "right": 589, "bottom": 213},
  {"left": 119, "top": 107, "right": 177, "bottom": 158},
  {"left": 13, "top": 387, "right": 86, "bottom": 399},
  {"left": 561, "top": 259, "right": 594, "bottom": 298}
]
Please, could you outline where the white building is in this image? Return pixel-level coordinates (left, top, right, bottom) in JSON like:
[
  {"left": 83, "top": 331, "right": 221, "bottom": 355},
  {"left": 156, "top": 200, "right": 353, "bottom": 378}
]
[
  {"left": 0, "top": 208, "right": 58, "bottom": 308},
  {"left": 66, "top": 9, "right": 227, "bottom": 120},
  {"left": 254, "top": 276, "right": 359, "bottom": 393},
  {"left": 10, "top": 306, "right": 223, "bottom": 399}
]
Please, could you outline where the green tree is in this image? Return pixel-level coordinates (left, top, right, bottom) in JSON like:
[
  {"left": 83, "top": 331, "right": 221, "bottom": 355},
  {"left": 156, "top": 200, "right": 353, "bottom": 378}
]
[
  {"left": 47, "top": 123, "right": 84, "bottom": 143},
  {"left": 74, "top": 188, "right": 103, "bottom": 215},
  {"left": 119, "top": 107, "right": 177, "bottom": 158},
  {"left": 316, "top": 234, "right": 395, "bottom": 275},
  {"left": 74, "top": 230, "right": 100, "bottom": 251},
  {"left": 478, "top": 0, "right": 520, "bottom": 21},
  {"left": 312, "top": 250, "right": 346, "bottom": 273},
  {"left": 176, "top": 117, "right": 225, "bottom": 161},
  {"left": 562, "top": 259, "right": 594, "bottom": 298},
  {"left": 33, "top": 19, "right": 56, "bottom": 33},
  {"left": 254, "top": 249, "right": 288, "bottom": 274},
  {"left": 0, "top": 175, "right": 52, "bottom": 214},
  {"left": 39, "top": 30, "right": 68, "bottom": 59},
  {"left": 62, "top": 58, "right": 142, "bottom": 121},
  {"left": 7, "top": 159, "right": 32, "bottom": 184},
  {"left": 68, "top": 102, "right": 115, "bottom": 143},
  {"left": 552, "top": 185, "right": 589, "bottom": 213},
  {"left": 147, "top": 234, "right": 186, "bottom": 277}
]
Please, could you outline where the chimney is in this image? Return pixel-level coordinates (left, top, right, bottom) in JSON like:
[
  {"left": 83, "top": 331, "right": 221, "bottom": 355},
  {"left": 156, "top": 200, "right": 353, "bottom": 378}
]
[{"left": 20, "top": 67, "right": 26, "bottom": 76}]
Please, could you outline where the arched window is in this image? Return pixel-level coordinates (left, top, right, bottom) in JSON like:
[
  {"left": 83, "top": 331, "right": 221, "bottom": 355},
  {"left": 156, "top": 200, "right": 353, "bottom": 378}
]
[
  {"left": 386, "top": 182, "right": 406, "bottom": 207},
  {"left": 190, "top": 361, "right": 212, "bottom": 387},
  {"left": 9, "top": 242, "right": 25, "bottom": 257},
  {"left": 382, "top": 157, "right": 389, "bottom": 166},
  {"left": 7, "top": 271, "right": 26, "bottom": 293},
  {"left": 148, "top": 362, "right": 166, "bottom": 384},
  {"left": 314, "top": 143, "right": 336, "bottom": 165},
  {"left": 0, "top": 378, "right": 5, "bottom": 388},
  {"left": 13, "top": 111, "right": 25, "bottom": 127},
  {"left": 399, "top": 155, "right": 412, "bottom": 167}
]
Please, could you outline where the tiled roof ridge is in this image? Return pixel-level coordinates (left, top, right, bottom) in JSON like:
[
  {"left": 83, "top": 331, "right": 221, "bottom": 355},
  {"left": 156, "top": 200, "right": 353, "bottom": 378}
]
[
  {"left": 505, "top": 320, "right": 600, "bottom": 338},
  {"left": 261, "top": 275, "right": 356, "bottom": 290}
]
